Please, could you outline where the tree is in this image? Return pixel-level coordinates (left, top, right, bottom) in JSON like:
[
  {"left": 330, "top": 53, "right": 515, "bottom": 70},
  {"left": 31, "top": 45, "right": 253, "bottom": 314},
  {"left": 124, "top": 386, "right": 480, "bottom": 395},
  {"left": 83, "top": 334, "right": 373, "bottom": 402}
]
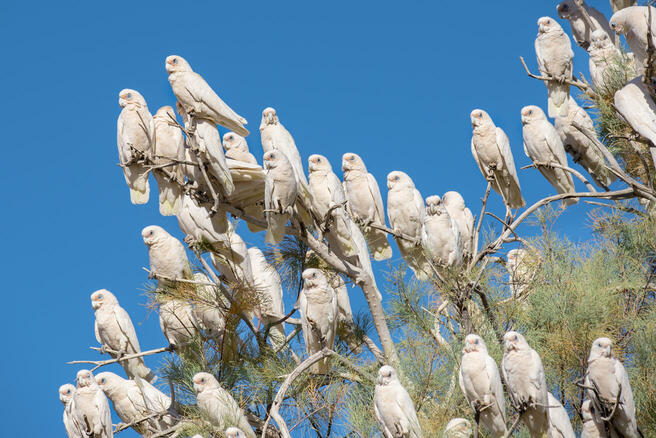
[{"left": 64, "top": 3, "right": 656, "bottom": 437}]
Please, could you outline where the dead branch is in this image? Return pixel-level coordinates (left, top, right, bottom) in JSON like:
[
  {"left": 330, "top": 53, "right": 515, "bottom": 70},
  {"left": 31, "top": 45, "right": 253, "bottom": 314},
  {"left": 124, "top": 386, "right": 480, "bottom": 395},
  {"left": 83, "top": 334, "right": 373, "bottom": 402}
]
[
  {"left": 367, "top": 222, "right": 420, "bottom": 245},
  {"left": 519, "top": 56, "right": 594, "bottom": 97},
  {"left": 471, "top": 182, "right": 492, "bottom": 270},
  {"left": 68, "top": 346, "right": 172, "bottom": 371}
]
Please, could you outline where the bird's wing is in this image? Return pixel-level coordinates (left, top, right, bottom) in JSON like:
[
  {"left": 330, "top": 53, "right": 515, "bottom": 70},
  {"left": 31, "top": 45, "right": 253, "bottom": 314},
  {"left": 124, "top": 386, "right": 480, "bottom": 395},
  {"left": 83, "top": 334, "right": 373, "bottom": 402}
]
[
  {"left": 184, "top": 72, "right": 244, "bottom": 122},
  {"left": 395, "top": 386, "right": 422, "bottom": 437},
  {"left": 327, "top": 172, "right": 347, "bottom": 205},
  {"left": 544, "top": 123, "right": 569, "bottom": 166},
  {"left": 367, "top": 172, "right": 387, "bottom": 225},
  {"left": 485, "top": 354, "right": 507, "bottom": 422},
  {"left": 113, "top": 306, "right": 141, "bottom": 353},
  {"left": 471, "top": 137, "right": 488, "bottom": 177},
  {"left": 496, "top": 127, "right": 521, "bottom": 188}
]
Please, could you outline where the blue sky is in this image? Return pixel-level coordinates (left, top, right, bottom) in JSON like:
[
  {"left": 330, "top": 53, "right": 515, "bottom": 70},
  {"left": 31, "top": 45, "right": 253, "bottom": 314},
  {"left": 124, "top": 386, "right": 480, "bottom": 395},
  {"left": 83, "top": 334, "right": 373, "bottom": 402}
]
[{"left": 0, "top": 1, "right": 621, "bottom": 436}]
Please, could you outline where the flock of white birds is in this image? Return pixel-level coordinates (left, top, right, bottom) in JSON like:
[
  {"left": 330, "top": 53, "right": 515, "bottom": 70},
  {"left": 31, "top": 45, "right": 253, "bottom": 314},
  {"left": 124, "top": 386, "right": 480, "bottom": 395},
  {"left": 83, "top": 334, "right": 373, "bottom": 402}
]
[{"left": 59, "top": 1, "right": 652, "bottom": 437}]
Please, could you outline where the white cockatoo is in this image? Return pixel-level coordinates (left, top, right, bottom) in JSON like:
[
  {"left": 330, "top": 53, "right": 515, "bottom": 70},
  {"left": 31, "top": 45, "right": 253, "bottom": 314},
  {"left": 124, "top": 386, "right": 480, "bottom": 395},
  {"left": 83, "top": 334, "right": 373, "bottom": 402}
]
[
  {"left": 298, "top": 268, "right": 338, "bottom": 374},
  {"left": 263, "top": 150, "right": 297, "bottom": 245},
  {"left": 506, "top": 249, "right": 538, "bottom": 298},
  {"left": 223, "top": 132, "right": 257, "bottom": 164},
  {"left": 521, "top": 105, "right": 577, "bottom": 206},
  {"left": 585, "top": 338, "right": 638, "bottom": 438},
  {"left": 614, "top": 76, "right": 656, "bottom": 147},
  {"left": 422, "top": 195, "right": 462, "bottom": 267},
  {"left": 60, "top": 384, "right": 84, "bottom": 438},
  {"left": 225, "top": 427, "right": 249, "bottom": 438},
  {"left": 442, "top": 191, "right": 475, "bottom": 257},
  {"left": 165, "top": 55, "right": 248, "bottom": 136},
  {"left": 535, "top": 17, "right": 574, "bottom": 118},
  {"left": 73, "top": 370, "right": 113, "bottom": 438},
  {"left": 611, "top": 0, "right": 637, "bottom": 13},
  {"left": 588, "top": 30, "right": 632, "bottom": 90},
  {"left": 117, "top": 89, "right": 154, "bottom": 204},
  {"left": 610, "top": 6, "right": 656, "bottom": 76},
  {"left": 210, "top": 223, "right": 253, "bottom": 286},
  {"left": 192, "top": 372, "right": 256, "bottom": 437},
  {"left": 176, "top": 193, "right": 229, "bottom": 246},
  {"left": 142, "top": 225, "right": 192, "bottom": 285},
  {"left": 581, "top": 399, "right": 606, "bottom": 438},
  {"left": 259, "top": 107, "right": 313, "bottom": 218},
  {"left": 387, "top": 171, "right": 430, "bottom": 280},
  {"left": 501, "top": 331, "right": 550, "bottom": 437},
  {"left": 192, "top": 272, "right": 227, "bottom": 344},
  {"left": 177, "top": 102, "right": 234, "bottom": 197},
  {"left": 152, "top": 105, "right": 185, "bottom": 216},
  {"left": 546, "top": 392, "right": 576, "bottom": 438},
  {"left": 91, "top": 289, "right": 154, "bottom": 382},
  {"left": 96, "top": 372, "right": 176, "bottom": 436},
  {"left": 444, "top": 419, "right": 473, "bottom": 438},
  {"left": 373, "top": 365, "right": 423, "bottom": 438},
  {"left": 470, "top": 109, "right": 525, "bottom": 210},
  {"left": 555, "top": 96, "right": 616, "bottom": 187},
  {"left": 342, "top": 152, "right": 393, "bottom": 261},
  {"left": 308, "top": 154, "right": 358, "bottom": 258},
  {"left": 458, "top": 334, "right": 507, "bottom": 438},
  {"left": 556, "top": 1, "right": 613, "bottom": 50},
  {"left": 247, "top": 247, "right": 285, "bottom": 349},
  {"left": 159, "top": 299, "right": 199, "bottom": 349}
]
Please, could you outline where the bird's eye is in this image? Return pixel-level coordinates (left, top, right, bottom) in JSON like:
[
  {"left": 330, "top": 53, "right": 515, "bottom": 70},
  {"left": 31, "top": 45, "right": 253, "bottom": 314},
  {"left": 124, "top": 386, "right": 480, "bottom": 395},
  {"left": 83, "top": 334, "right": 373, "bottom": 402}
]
[
  {"left": 598, "top": 342, "right": 602, "bottom": 347},
  {"left": 317, "top": 157, "right": 321, "bottom": 162},
  {"left": 394, "top": 176, "right": 399, "bottom": 181},
  {"left": 513, "top": 335, "right": 518, "bottom": 341},
  {"left": 200, "top": 377, "right": 205, "bottom": 383},
  {"left": 311, "top": 273, "right": 316, "bottom": 279},
  {"left": 172, "top": 58, "right": 178, "bottom": 64},
  {"left": 100, "top": 378, "right": 105, "bottom": 384},
  {"left": 97, "top": 294, "right": 103, "bottom": 300},
  {"left": 149, "top": 231, "right": 153, "bottom": 236},
  {"left": 66, "top": 389, "right": 71, "bottom": 394},
  {"left": 475, "top": 339, "right": 479, "bottom": 344},
  {"left": 228, "top": 135, "right": 233, "bottom": 140},
  {"left": 561, "top": 5, "right": 568, "bottom": 11},
  {"left": 528, "top": 110, "right": 533, "bottom": 116}
]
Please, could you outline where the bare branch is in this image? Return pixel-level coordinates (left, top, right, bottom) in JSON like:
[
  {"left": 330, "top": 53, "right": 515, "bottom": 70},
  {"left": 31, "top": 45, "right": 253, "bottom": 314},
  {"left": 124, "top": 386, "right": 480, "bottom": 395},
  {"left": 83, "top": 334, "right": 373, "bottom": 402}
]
[
  {"left": 68, "top": 346, "right": 172, "bottom": 371},
  {"left": 519, "top": 56, "right": 594, "bottom": 97},
  {"left": 521, "top": 161, "right": 597, "bottom": 192}
]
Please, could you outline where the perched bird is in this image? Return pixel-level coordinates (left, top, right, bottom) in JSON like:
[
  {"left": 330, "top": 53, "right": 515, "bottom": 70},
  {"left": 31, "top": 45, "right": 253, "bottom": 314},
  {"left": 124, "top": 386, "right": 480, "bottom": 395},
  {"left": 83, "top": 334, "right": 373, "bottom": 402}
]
[
  {"left": 442, "top": 191, "right": 475, "bottom": 257},
  {"left": 556, "top": 1, "right": 613, "bottom": 50},
  {"left": 159, "top": 299, "right": 200, "bottom": 349},
  {"left": 555, "top": 96, "right": 616, "bottom": 187},
  {"left": 59, "top": 384, "right": 84, "bottom": 438},
  {"left": 546, "top": 392, "right": 576, "bottom": 438},
  {"left": 373, "top": 365, "right": 423, "bottom": 438},
  {"left": 247, "top": 247, "right": 285, "bottom": 349},
  {"left": 142, "top": 225, "right": 192, "bottom": 283},
  {"left": 588, "top": 30, "right": 631, "bottom": 90},
  {"left": 614, "top": 76, "right": 656, "bottom": 147},
  {"left": 581, "top": 399, "right": 606, "bottom": 438},
  {"left": 176, "top": 193, "right": 229, "bottom": 247},
  {"left": 152, "top": 105, "right": 185, "bottom": 215},
  {"left": 610, "top": 6, "right": 656, "bottom": 76},
  {"left": 259, "top": 107, "right": 313, "bottom": 218},
  {"left": 610, "top": 0, "right": 637, "bottom": 13},
  {"left": 73, "top": 370, "right": 113, "bottom": 438},
  {"left": 223, "top": 132, "right": 257, "bottom": 164},
  {"left": 96, "top": 372, "right": 176, "bottom": 436},
  {"left": 387, "top": 171, "right": 430, "bottom": 280},
  {"left": 342, "top": 152, "right": 393, "bottom": 261},
  {"left": 535, "top": 17, "right": 574, "bottom": 117},
  {"left": 117, "top": 89, "right": 154, "bottom": 204},
  {"left": 192, "top": 372, "right": 255, "bottom": 437},
  {"left": 444, "top": 418, "right": 473, "bottom": 438},
  {"left": 298, "top": 268, "right": 338, "bottom": 374},
  {"left": 470, "top": 109, "right": 525, "bottom": 211},
  {"left": 263, "top": 150, "right": 297, "bottom": 245},
  {"left": 309, "top": 154, "right": 358, "bottom": 258},
  {"left": 91, "top": 289, "right": 154, "bottom": 382},
  {"left": 422, "top": 196, "right": 462, "bottom": 267},
  {"left": 521, "top": 105, "right": 577, "bottom": 206},
  {"left": 506, "top": 249, "right": 537, "bottom": 298},
  {"left": 177, "top": 102, "right": 234, "bottom": 197},
  {"left": 458, "top": 334, "right": 507, "bottom": 438},
  {"left": 585, "top": 337, "right": 638, "bottom": 438},
  {"left": 192, "top": 272, "right": 227, "bottom": 344},
  {"left": 165, "top": 55, "right": 248, "bottom": 136},
  {"left": 501, "top": 331, "right": 549, "bottom": 437},
  {"left": 225, "top": 427, "right": 249, "bottom": 438}
]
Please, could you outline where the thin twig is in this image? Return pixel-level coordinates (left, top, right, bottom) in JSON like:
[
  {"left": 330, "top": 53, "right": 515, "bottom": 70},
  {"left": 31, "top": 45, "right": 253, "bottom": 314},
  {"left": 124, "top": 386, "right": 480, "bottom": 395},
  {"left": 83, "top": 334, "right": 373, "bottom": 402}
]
[
  {"left": 68, "top": 346, "right": 172, "bottom": 371},
  {"left": 521, "top": 162, "right": 597, "bottom": 192}
]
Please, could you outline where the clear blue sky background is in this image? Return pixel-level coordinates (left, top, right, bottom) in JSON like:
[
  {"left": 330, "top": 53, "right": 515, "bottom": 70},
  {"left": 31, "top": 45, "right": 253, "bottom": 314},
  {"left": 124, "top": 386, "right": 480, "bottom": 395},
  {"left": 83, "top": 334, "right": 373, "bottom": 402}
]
[{"left": 0, "top": 1, "right": 622, "bottom": 436}]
